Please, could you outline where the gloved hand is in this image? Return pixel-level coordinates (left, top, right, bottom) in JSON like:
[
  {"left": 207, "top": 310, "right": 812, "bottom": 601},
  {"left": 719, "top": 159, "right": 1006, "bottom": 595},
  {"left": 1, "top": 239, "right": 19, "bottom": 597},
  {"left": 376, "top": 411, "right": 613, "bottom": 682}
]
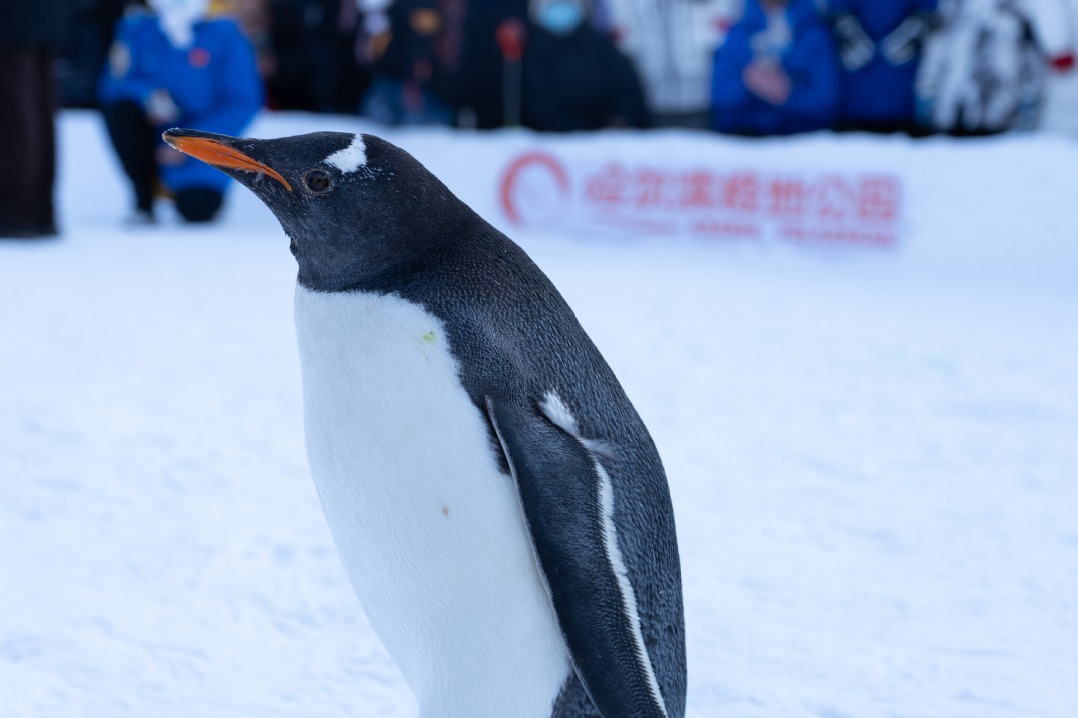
[
  {"left": 145, "top": 89, "right": 180, "bottom": 125},
  {"left": 832, "top": 13, "right": 875, "bottom": 72},
  {"left": 743, "top": 60, "right": 792, "bottom": 105},
  {"left": 881, "top": 12, "right": 935, "bottom": 66}
]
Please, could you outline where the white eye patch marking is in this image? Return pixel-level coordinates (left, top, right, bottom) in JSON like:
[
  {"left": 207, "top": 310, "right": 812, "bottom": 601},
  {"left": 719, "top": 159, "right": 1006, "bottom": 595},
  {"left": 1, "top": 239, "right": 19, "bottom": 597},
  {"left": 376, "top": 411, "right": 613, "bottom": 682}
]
[{"left": 325, "top": 134, "right": 367, "bottom": 173}]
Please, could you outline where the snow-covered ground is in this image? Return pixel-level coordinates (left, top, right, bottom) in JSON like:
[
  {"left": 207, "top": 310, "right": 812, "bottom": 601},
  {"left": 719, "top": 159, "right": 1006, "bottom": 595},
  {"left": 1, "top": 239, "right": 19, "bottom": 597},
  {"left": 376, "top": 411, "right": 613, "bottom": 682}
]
[{"left": 2, "top": 112, "right": 1076, "bottom": 717}]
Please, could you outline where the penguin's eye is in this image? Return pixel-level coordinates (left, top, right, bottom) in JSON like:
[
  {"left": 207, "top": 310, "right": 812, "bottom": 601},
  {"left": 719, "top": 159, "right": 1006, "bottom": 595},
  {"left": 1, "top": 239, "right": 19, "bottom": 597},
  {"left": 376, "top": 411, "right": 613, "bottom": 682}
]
[{"left": 305, "top": 170, "right": 331, "bottom": 193}]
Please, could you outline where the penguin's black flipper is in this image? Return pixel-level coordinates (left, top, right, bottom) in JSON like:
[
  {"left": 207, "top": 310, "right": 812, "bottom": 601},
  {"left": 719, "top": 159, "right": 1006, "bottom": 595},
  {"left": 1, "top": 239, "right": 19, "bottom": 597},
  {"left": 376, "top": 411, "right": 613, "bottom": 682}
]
[{"left": 485, "top": 397, "right": 670, "bottom": 718}]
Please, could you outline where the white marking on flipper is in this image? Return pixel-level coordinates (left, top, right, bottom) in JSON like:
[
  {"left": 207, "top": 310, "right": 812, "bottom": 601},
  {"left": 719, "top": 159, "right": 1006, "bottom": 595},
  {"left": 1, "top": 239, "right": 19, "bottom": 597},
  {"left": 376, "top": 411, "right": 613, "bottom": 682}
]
[
  {"left": 539, "top": 391, "right": 612, "bottom": 457},
  {"left": 325, "top": 134, "right": 367, "bottom": 173},
  {"left": 595, "top": 461, "right": 669, "bottom": 717},
  {"left": 539, "top": 391, "right": 668, "bottom": 715},
  {"left": 539, "top": 391, "right": 579, "bottom": 436}
]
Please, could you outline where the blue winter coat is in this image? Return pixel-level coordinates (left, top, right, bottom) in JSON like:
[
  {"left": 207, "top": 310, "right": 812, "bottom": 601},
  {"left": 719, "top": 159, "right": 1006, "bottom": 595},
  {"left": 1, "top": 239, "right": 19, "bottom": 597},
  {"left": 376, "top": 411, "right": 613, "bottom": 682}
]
[
  {"left": 711, "top": 0, "right": 840, "bottom": 135},
  {"left": 99, "top": 12, "right": 263, "bottom": 193},
  {"left": 826, "top": 0, "right": 938, "bottom": 124}
]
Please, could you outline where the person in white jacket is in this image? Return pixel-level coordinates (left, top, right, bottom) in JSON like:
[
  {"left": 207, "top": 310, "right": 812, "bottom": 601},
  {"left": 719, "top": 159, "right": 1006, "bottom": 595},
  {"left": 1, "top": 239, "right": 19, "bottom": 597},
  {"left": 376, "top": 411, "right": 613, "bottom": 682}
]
[
  {"left": 916, "top": 0, "right": 1045, "bottom": 134},
  {"left": 916, "top": 0, "right": 1077, "bottom": 135},
  {"left": 1027, "top": 0, "right": 1078, "bottom": 134},
  {"left": 607, "top": 0, "right": 744, "bottom": 127}
]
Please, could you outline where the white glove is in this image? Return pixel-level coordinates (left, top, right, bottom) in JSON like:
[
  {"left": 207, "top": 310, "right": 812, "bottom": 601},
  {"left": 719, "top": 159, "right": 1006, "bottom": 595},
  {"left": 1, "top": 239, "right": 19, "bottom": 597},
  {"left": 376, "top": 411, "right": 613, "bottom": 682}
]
[
  {"left": 145, "top": 89, "right": 180, "bottom": 124},
  {"left": 832, "top": 13, "right": 875, "bottom": 72}
]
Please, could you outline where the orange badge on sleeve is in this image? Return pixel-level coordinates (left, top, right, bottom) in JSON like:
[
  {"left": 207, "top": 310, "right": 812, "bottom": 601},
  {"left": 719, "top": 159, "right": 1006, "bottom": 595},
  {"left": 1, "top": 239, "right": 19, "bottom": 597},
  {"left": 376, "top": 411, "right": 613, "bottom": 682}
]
[{"left": 188, "top": 47, "right": 211, "bottom": 68}]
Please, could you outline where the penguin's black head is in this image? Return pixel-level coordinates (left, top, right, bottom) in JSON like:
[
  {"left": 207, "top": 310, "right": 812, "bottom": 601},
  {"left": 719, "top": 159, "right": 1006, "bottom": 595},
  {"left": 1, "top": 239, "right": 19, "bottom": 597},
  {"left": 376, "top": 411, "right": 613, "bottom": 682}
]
[{"left": 163, "top": 128, "right": 471, "bottom": 291}]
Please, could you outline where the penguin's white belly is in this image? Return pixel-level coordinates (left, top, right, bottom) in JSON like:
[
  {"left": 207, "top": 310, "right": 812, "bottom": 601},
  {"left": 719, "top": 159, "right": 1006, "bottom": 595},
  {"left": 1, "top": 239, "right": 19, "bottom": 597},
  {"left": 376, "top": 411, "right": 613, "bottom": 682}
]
[{"left": 294, "top": 285, "right": 569, "bottom": 717}]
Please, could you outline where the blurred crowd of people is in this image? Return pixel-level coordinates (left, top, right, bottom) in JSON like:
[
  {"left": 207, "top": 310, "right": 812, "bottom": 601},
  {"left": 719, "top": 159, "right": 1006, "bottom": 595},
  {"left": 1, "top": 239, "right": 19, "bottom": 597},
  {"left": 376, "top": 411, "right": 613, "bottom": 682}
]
[
  {"left": 57, "top": 0, "right": 1078, "bottom": 134},
  {"left": 2, "top": 0, "right": 1076, "bottom": 234}
]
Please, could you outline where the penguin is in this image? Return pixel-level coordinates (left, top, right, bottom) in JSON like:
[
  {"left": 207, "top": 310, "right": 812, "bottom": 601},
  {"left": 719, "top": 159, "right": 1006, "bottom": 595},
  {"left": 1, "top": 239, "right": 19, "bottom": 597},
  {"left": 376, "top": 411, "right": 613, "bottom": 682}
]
[{"left": 163, "top": 128, "right": 686, "bottom": 718}]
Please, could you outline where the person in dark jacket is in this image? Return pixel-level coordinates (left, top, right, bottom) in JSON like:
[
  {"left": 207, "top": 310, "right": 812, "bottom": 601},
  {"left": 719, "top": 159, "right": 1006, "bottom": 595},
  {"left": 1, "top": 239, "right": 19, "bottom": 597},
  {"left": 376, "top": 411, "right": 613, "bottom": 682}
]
[
  {"left": 59, "top": 0, "right": 131, "bottom": 109},
  {"left": 711, "top": 0, "right": 840, "bottom": 135},
  {"left": 521, "top": 0, "right": 650, "bottom": 132},
  {"left": 99, "top": 0, "right": 263, "bottom": 224},
  {"left": 825, "top": 0, "right": 939, "bottom": 132},
  {"left": 453, "top": 0, "right": 529, "bottom": 128},
  {"left": 359, "top": 0, "right": 457, "bottom": 125},
  {"left": 263, "top": 0, "right": 370, "bottom": 113},
  {"left": 0, "top": 0, "right": 73, "bottom": 238}
]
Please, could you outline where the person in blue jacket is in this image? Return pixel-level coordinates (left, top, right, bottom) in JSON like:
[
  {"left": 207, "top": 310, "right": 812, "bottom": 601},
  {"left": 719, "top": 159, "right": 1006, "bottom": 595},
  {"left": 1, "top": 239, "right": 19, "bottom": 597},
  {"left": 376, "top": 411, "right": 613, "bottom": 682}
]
[
  {"left": 824, "top": 0, "right": 938, "bottom": 133},
  {"left": 99, "top": 0, "right": 263, "bottom": 224},
  {"left": 711, "top": 0, "right": 840, "bottom": 136}
]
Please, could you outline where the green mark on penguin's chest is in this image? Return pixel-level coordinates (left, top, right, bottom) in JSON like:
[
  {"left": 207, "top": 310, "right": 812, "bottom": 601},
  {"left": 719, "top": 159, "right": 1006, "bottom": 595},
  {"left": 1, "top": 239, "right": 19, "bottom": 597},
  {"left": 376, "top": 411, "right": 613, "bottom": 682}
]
[{"left": 415, "top": 329, "right": 439, "bottom": 362}]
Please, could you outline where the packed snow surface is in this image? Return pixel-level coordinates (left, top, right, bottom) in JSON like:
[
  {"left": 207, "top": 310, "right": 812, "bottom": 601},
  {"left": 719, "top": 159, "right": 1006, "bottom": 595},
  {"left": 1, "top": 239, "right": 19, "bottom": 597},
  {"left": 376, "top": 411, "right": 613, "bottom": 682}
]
[{"left": 2, "top": 112, "right": 1076, "bottom": 717}]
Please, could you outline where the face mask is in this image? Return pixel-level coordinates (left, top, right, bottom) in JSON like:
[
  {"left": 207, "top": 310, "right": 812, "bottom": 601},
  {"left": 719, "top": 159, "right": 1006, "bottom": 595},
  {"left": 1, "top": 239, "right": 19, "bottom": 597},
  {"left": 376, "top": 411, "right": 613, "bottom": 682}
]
[
  {"left": 148, "top": 0, "right": 212, "bottom": 47},
  {"left": 537, "top": 1, "right": 585, "bottom": 36}
]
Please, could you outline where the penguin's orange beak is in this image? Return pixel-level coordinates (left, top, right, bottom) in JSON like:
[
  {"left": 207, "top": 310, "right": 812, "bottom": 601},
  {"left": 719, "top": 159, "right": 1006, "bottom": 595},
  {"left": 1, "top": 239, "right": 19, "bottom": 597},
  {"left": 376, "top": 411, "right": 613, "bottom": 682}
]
[{"left": 163, "top": 131, "right": 293, "bottom": 192}]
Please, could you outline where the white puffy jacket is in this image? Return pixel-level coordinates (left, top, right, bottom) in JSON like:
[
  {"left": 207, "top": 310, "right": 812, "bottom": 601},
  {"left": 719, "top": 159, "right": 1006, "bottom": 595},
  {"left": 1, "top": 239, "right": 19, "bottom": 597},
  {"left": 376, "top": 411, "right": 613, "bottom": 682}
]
[
  {"left": 916, "top": 0, "right": 1045, "bottom": 132},
  {"left": 608, "top": 0, "right": 743, "bottom": 116},
  {"left": 1027, "top": 0, "right": 1078, "bottom": 134}
]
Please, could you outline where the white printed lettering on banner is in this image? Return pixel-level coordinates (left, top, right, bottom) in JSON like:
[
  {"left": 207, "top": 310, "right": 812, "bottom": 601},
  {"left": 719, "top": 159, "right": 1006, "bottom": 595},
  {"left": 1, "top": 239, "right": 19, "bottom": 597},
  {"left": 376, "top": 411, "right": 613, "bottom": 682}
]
[{"left": 500, "top": 151, "right": 903, "bottom": 247}]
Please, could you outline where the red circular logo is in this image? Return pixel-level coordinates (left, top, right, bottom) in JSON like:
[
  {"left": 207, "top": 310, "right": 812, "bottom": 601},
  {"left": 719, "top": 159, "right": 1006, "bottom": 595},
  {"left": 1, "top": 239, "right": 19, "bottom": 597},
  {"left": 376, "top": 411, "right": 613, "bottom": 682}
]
[{"left": 499, "top": 151, "right": 570, "bottom": 227}]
